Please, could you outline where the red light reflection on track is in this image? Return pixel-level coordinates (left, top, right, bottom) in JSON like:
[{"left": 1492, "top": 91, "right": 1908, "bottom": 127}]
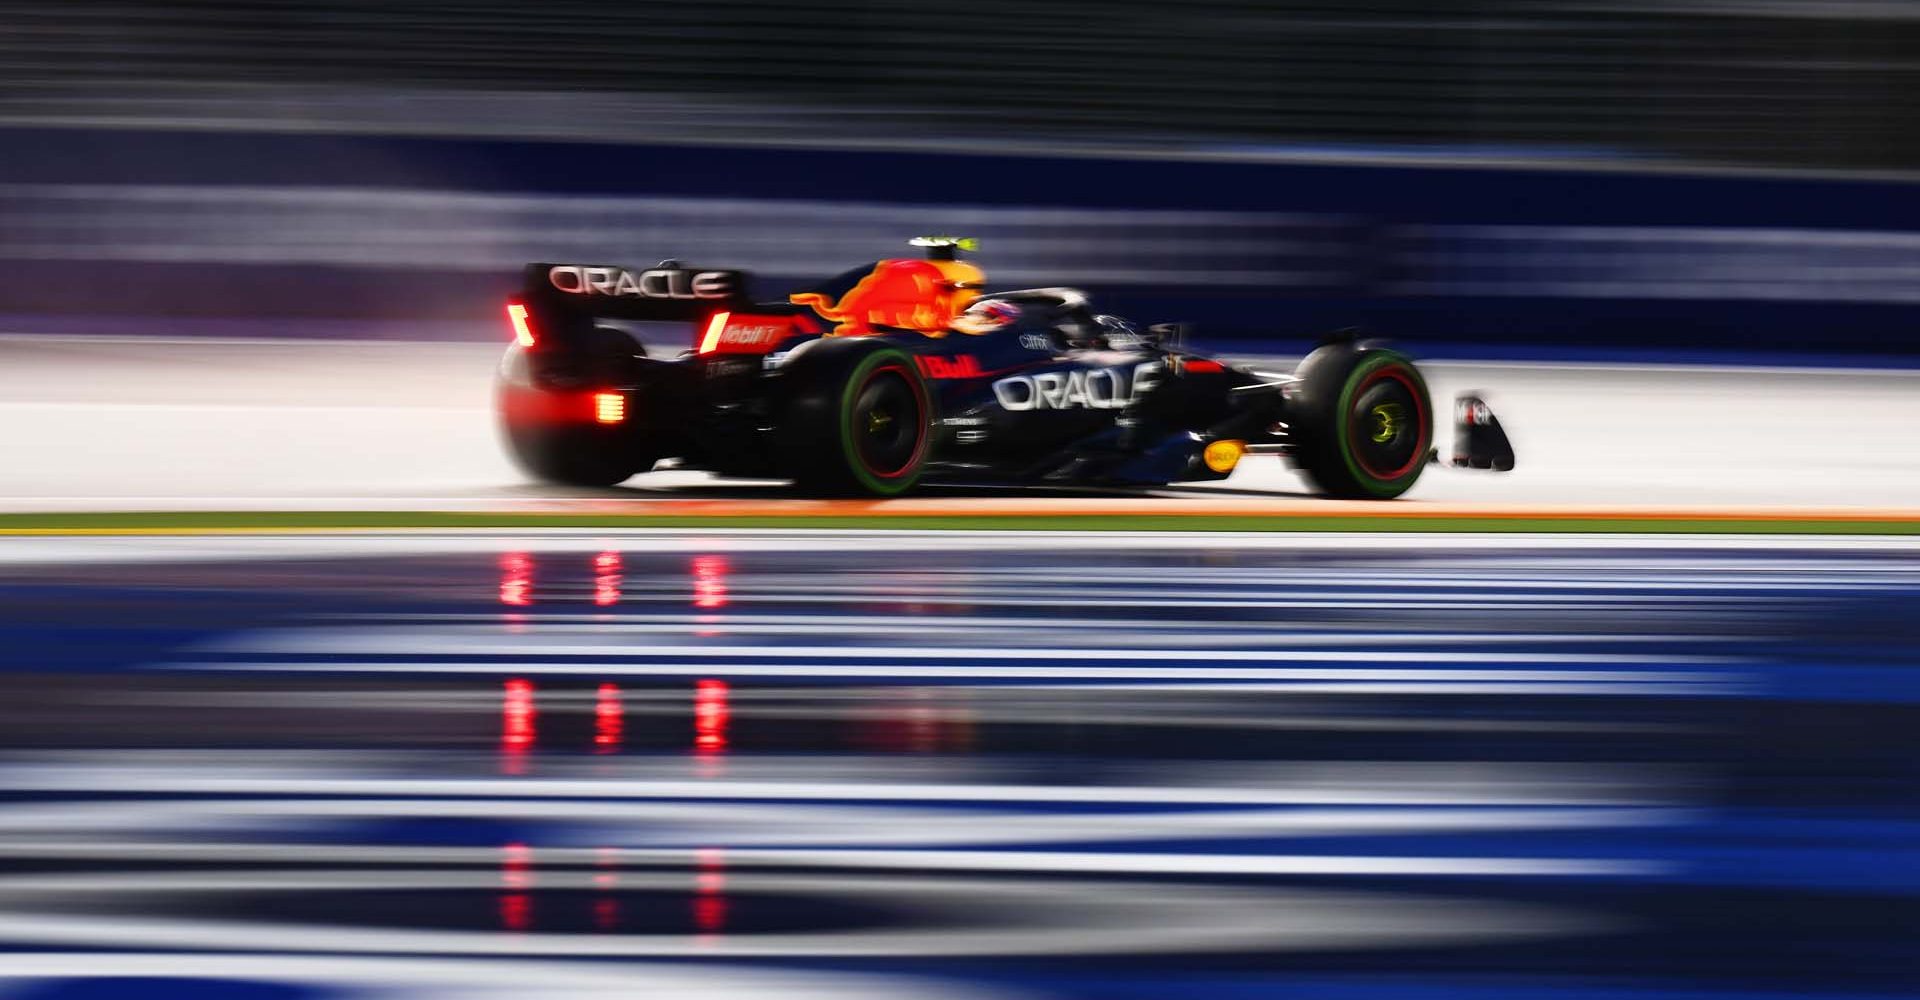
[
  {"left": 499, "top": 842, "right": 532, "bottom": 932},
  {"left": 593, "top": 897, "right": 621, "bottom": 932},
  {"left": 851, "top": 690, "right": 977, "bottom": 753},
  {"left": 594, "top": 845, "right": 621, "bottom": 931},
  {"left": 499, "top": 894, "right": 530, "bottom": 932},
  {"left": 593, "top": 682, "right": 623, "bottom": 753},
  {"left": 595, "top": 846, "right": 620, "bottom": 887},
  {"left": 694, "top": 679, "right": 730, "bottom": 754},
  {"left": 501, "top": 842, "right": 533, "bottom": 889},
  {"left": 593, "top": 550, "right": 622, "bottom": 607},
  {"left": 691, "top": 555, "right": 730, "bottom": 609},
  {"left": 501, "top": 678, "right": 536, "bottom": 774},
  {"left": 694, "top": 846, "right": 727, "bottom": 941},
  {"left": 498, "top": 551, "right": 533, "bottom": 607}
]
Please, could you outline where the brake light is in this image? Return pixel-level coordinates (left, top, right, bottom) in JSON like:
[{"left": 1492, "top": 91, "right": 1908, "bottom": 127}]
[
  {"left": 506, "top": 303, "right": 535, "bottom": 347},
  {"left": 594, "top": 392, "right": 626, "bottom": 424},
  {"left": 699, "top": 311, "right": 731, "bottom": 354}
]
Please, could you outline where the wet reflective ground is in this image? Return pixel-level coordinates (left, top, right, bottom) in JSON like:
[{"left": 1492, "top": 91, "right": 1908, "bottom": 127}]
[{"left": 0, "top": 533, "right": 1915, "bottom": 999}]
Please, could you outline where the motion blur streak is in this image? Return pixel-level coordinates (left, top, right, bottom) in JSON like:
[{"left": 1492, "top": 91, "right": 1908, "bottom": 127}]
[
  {"left": 500, "top": 678, "right": 536, "bottom": 775},
  {"left": 0, "top": 954, "right": 1022, "bottom": 1000},
  {"left": 695, "top": 847, "right": 728, "bottom": 940},
  {"left": 694, "top": 679, "right": 730, "bottom": 754},
  {"left": 3, "top": 2, "right": 1919, "bottom": 996},
  {"left": 498, "top": 551, "right": 533, "bottom": 607},
  {"left": 692, "top": 554, "right": 731, "bottom": 609},
  {"left": 592, "top": 550, "right": 622, "bottom": 607},
  {"left": 499, "top": 841, "right": 533, "bottom": 932},
  {"left": 6, "top": 340, "right": 1918, "bottom": 506},
  {"left": 0, "top": 534, "right": 1914, "bottom": 996},
  {"left": 593, "top": 683, "right": 623, "bottom": 752}
]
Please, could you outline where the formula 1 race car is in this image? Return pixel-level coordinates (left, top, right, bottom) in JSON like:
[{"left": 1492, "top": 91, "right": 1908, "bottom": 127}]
[{"left": 496, "top": 238, "right": 1513, "bottom": 499}]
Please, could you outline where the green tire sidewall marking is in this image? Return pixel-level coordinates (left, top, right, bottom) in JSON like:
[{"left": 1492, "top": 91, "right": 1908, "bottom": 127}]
[
  {"left": 1333, "top": 352, "right": 1430, "bottom": 498},
  {"left": 837, "top": 348, "right": 925, "bottom": 496}
]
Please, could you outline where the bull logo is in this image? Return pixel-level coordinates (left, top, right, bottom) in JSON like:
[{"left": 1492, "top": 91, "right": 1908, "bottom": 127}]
[{"left": 789, "top": 258, "right": 985, "bottom": 337}]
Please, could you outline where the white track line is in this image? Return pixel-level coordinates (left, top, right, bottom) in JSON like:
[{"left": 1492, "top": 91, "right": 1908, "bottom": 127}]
[
  {"left": 0, "top": 772, "right": 1677, "bottom": 807},
  {"left": 5, "top": 531, "right": 1920, "bottom": 568},
  {"left": 202, "top": 636, "right": 1729, "bottom": 663}
]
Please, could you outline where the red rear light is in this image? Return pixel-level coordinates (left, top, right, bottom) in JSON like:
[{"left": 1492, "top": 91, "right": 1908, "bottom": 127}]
[
  {"left": 593, "top": 392, "right": 626, "bottom": 424},
  {"left": 506, "top": 302, "right": 535, "bottom": 347},
  {"left": 699, "top": 311, "right": 731, "bottom": 354}
]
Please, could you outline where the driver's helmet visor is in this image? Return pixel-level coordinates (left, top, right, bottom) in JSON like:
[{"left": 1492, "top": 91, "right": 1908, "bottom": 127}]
[{"left": 963, "top": 299, "right": 1024, "bottom": 330}]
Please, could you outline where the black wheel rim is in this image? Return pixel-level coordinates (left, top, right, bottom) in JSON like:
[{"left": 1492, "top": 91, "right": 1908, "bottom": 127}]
[
  {"left": 851, "top": 365, "right": 924, "bottom": 478},
  {"left": 1348, "top": 366, "right": 1425, "bottom": 481}
]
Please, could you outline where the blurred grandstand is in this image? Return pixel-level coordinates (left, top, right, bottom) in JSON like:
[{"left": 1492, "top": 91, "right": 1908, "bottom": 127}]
[
  {"left": 2, "top": 0, "right": 1919, "bottom": 357},
  {"left": 4, "top": 0, "right": 1918, "bottom": 170}
]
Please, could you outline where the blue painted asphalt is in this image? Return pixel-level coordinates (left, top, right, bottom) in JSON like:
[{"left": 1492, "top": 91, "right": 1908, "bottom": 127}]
[{"left": 0, "top": 537, "right": 1913, "bottom": 999}]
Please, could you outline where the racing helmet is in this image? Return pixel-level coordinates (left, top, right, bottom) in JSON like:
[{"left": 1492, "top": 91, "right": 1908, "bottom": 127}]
[
  {"left": 966, "top": 299, "right": 1022, "bottom": 327},
  {"left": 951, "top": 297, "right": 1023, "bottom": 336}
]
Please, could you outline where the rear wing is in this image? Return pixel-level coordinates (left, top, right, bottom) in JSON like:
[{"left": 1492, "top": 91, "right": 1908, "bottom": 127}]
[
  {"left": 520, "top": 262, "right": 751, "bottom": 319},
  {"left": 509, "top": 262, "right": 753, "bottom": 346}
]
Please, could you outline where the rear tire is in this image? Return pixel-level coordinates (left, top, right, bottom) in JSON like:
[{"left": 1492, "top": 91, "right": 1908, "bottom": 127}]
[
  {"left": 501, "top": 421, "right": 638, "bottom": 487},
  {"left": 1289, "top": 343, "right": 1432, "bottom": 500},
  {"left": 496, "top": 341, "right": 643, "bottom": 488},
  {"left": 780, "top": 341, "right": 934, "bottom": 496}
]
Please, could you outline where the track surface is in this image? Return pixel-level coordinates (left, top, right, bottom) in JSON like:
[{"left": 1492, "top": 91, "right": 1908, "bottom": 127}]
[
  {"left": 4, "top": 337, "right": 1918, "bottom": 507},
  {"left": 3, "top": 336, "right": 1917, "bottom": 997},
  {"left": 0, "top": 531, "right": 1916, "bottom": 998}
]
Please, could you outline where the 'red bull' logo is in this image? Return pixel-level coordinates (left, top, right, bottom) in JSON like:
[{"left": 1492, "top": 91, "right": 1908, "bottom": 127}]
[{"left": 790, "top": 259, "right": 985, "bottom": 337}]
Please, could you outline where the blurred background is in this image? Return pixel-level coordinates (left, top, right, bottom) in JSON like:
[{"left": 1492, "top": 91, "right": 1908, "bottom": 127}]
[
  {"left": 2, "top": 0, "right": 1920, "bottom": 357},
  {"left": 1, "top": 4, "right": 1918, "bottom": 1000}
]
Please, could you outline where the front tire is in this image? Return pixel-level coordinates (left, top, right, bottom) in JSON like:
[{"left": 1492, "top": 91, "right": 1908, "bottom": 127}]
[
  {"left": 780, "top": 341, "right": 934, "bottom": 496},
  {"left": 1289, "top": 343, "right": 1432, "bottom": 500}
]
